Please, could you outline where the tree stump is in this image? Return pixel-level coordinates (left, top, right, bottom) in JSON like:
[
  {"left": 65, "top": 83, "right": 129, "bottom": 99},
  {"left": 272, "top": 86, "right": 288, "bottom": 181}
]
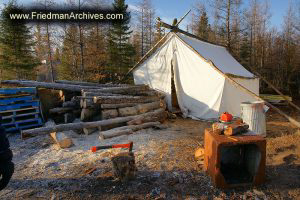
[{"left": 111, "top": 152, "right": 136, "bottom": 181}]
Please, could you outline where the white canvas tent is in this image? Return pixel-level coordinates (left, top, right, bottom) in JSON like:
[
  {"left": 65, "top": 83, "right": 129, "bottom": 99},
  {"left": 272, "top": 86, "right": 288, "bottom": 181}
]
[{"left": 131, "top": 32, "right": 259, "bottom": 120}]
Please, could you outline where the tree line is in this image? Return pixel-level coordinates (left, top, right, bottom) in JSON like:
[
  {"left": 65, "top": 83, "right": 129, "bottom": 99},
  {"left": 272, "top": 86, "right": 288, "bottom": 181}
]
[{"left": 0, "top": 0, "right": 299, "bottom": 94}]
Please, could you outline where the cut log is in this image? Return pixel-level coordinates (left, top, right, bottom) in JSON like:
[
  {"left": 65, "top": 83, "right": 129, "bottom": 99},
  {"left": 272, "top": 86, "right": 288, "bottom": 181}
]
[
  {"left": 55, "top": 80, "right": 128, "bottom": 87},
  {"left": 102, "top": 109, "right": 119, "bottom": 119},
  {"left": 1, "top": 80, "right": 103, "bottom": 92},
  {"left": 94, "top": 95, "right": 159, "bottom": 104},
  {"left": 49, "top": 107, "right": 73, "bottom": 114},
  {"left": 81, "top": 108, "right": 99, "bottom": 122},
  {"left": 127, "top": 109, "right": 167, "bottom": 125},
  {"left": 64, "top": 113, "right": 75, "bottom": 123},
  {"left": 99, "top": 121, "right": 161, "bottom": 140},
  {"left": 21, "top": 108, "right": 165, "bottom": 138},
  {"left": 85, "top": 85, "right": 149, "bottom": 95},
  {"left": 83, "top": 127, "right": 99, "bottom": 135},
  {"left": 99, "top": 129, "right": 133, "bottom": 140},
  {"left": 82, "top": 91, "right": 122, "bottom": 97},
  {"left": 101, "top": 103, "right": 139, "bottom": 109},
  {"left": 50, "top": 132, "right": 73, "bottom": 148},
  {"left": 118, "top": 101, "right": 161, "bottom": 117}
]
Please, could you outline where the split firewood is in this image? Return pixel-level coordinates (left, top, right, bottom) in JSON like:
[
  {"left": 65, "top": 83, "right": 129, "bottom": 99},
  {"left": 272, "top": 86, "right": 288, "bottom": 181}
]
[
  {"left": 93, "top": 95, "right": 159, "bottom": 104},
  {"left": 21, "top": 108, "right": 165, "bottom": 138},
  {"left": 224, "top": 123, "right": 249, "bottom": 136},
  {"left": 194, "top": 148, "right": 205, "bottom": 159},
  {"left": 99, "top": 121, "right": 161, "bottom": 140},
  {"left": 50, "top": 132, "right": 73, "bottom": 149}
]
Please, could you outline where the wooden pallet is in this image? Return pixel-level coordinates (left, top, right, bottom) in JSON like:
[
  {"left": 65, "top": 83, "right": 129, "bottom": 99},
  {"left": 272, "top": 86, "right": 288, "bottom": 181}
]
[
  {"left": 0, "top": 101, "right": 40, "bottom": 111},
  {"left": 0, "top": 87, "right": 43, "bottom": 133},
  {"left": 0, "top": 87, "right": 36, "bottom": 95},
  {"left": 2, "top": 118, "right": 43, "bottom": 132},
  {"left": 2, "top": 113, "right": 40, "bottom": 124},
  {"left": 0, "top": 96, "right": 34, "bottom": 105}
]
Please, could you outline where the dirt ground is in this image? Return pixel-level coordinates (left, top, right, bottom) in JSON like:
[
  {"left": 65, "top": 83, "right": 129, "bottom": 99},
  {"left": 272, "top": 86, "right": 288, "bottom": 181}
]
[{"left": 0, "top": 107, "right": 300, "bottom": 200}]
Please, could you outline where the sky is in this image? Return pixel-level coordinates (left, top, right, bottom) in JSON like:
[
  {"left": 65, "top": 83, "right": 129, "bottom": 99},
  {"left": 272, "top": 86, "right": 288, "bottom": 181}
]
[{"left": 0, "top": 0, "right": 295, "bottom": 31}]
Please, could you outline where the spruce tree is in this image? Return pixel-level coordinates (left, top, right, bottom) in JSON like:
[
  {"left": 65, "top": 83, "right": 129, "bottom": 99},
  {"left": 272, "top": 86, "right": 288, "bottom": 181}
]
[
  {"left": 196, "top": 10, "right": 209, "bottom": 40},
  {"left": 0, "top": 2, "right": 38, "bottom": 79},
  {"left": 108, "top": 0, "right": 135, "bottom": 80}
]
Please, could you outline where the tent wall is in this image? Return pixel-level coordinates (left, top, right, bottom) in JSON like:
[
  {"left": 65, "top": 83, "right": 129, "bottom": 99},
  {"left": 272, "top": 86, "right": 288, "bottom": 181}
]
[
  {"left": 219, "top": 79, "right": 258, "bottom": 117},
  {"left": 232, "top": 77, "right": 260, "bottom": 95},
  {"left": 173, "top": 37, "right": 226, "bottom": 119},
  {"left": 133, "top": 37, "right": 174, "bottom": 109}
]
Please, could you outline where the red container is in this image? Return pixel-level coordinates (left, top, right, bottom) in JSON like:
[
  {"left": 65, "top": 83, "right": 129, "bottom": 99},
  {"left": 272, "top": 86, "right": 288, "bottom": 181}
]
[{"left": 204, "top": 128, "right": 266, "bottom": 188}]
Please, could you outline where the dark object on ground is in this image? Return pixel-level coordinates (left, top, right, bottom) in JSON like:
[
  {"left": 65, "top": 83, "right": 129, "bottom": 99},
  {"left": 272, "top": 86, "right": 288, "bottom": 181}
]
[
  {"left": 111, "top": 152, "right": 136, "bottom": 182},
  {"left": 0, "top": 117, "right": 14, "bottom": 191}
]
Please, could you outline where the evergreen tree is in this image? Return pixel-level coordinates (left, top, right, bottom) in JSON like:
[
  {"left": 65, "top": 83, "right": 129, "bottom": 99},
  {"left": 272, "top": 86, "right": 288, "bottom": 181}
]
[
  {"left": 108, "top": 0, "right": 135, "bottom": 79},
  {"left": 0, "top": 1, "right": 38, "bottom": 79},
  {"left": 197, "top": 10, "right": 209, "bottom": 40},
  {"left": 239, "top": 33, "right": 251, "bottom": 68},
  {"left": 154, "top": 17, "right": 165, "bottom": 43}
]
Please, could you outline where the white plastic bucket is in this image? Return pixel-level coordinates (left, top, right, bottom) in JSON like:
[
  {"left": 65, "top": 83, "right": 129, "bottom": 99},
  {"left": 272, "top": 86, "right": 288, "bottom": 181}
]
[{"left": 241, "top": 101, "right": 267, "bottom": 137}]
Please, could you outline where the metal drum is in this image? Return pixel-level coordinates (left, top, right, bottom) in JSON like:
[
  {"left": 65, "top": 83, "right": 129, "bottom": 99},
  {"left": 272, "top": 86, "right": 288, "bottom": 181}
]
[{"left": 241, "top": 101, "right": 267, "bottom": 137}]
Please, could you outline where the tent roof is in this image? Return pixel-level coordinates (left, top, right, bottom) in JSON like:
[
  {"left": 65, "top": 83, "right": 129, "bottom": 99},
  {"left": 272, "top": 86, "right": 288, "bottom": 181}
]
[
  {"left": 131, "top": 32, "right": 255, "bottom": 78},
  {"left": 176, "top": 33, "right": 254, "bottom": 78}
]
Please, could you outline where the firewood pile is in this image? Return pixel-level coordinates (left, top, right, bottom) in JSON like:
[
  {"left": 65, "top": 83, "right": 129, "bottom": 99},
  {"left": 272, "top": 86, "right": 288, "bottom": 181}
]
[{"left": 1, "top": 80, "right": 167, "bottom": 140}]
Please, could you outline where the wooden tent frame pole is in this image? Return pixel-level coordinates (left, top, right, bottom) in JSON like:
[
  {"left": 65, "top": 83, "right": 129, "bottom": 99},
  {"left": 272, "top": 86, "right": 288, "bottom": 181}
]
[{"left": 250, "top": 70, "right": 300, "bottom": 112}]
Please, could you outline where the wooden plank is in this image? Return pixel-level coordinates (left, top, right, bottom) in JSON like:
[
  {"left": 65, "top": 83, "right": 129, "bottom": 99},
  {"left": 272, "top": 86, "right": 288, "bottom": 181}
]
[
  {"left": 2, "top": 112, "right": 39, "bottom": 119},
  {"left": 5, "top": 122, "right": 42, "bottom": 132},
  {"left": 2, "top": 117, "right": 42, "bottom": 126},
  {"left": 260, "top": 94, "right": 292, "bottom": 101},
  {"left": 0, "top": 96, "right": 34, "bottom": 105},
  {"left": 0, "top": 94, "right": 31, "bottom": 99},
  {"left": 0, "top": 101, "right": 40, "bottom": 111},
  {"left": 0, "top": 87, "right": 36, "bottom": 95}
]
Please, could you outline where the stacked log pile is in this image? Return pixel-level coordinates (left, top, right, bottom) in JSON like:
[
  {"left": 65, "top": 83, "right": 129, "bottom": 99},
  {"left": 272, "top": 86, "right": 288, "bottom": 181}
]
[{"left": 2, "top": 80, "right": 168, "bottom": 140}]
